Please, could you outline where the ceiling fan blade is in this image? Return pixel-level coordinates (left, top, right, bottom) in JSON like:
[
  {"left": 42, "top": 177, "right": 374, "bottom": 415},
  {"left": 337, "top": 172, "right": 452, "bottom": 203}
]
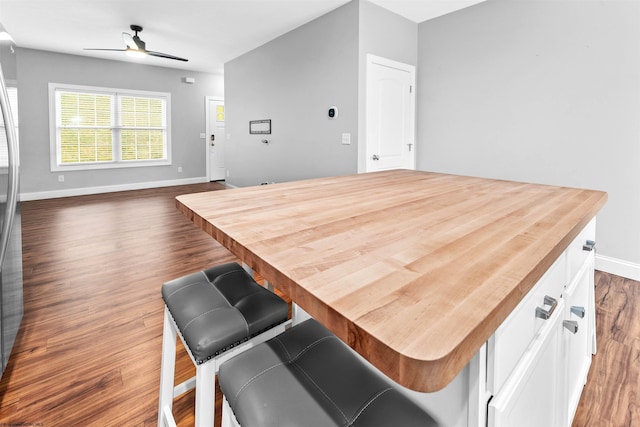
[
  {"left": 122, "top": 32, "right": 138, "bottom": 50},
  {"left": 84, "top": 48, "right": 127, "bottom": 52},
  {"left": 84, "top": 25, "right": 187, "bottom": 62},
  {"left": 147, "top": 50, "right": 189, "bottom": 62}
]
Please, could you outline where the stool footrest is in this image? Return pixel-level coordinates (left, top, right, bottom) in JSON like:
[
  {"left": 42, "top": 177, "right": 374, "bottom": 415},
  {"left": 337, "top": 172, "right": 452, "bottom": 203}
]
[{"left": 173, "top": 376, "right": 196, "bottom": 398}]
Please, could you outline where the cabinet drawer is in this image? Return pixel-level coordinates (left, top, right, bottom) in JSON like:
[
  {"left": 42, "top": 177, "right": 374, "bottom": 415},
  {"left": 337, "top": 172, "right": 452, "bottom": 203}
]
[
  {"left": 487, "top": 254, "right": 566, "bottom": 394},
  {"left": 566, "top": 218, "right": 596, "bottom": 285}
]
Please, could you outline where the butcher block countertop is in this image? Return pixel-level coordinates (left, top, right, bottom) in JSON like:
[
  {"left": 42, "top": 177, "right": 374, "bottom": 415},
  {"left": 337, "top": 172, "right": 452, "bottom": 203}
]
[{"left": 176, "top": 170, "right": 607, "bottom": 392}]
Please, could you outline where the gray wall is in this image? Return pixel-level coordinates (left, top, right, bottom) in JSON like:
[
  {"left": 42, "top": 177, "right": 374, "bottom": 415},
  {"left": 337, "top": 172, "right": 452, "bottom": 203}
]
[
  {"left": 359, "top": 0, "right": 417, "bottom": 66},
  {"left": 224, "top": 0, "right": 418, "bottom": 187},
  {"left": 357, "top": 0, "right": 418, "bottom": 172},
  {"left": 224, "top": 1, "right": 359, "bottom": 187},
  {"left": 17, "top": 48, "right": 223, "bottom": 197},
  {"left": 416, "top": 0, "right": 640, "bottom": 265}
]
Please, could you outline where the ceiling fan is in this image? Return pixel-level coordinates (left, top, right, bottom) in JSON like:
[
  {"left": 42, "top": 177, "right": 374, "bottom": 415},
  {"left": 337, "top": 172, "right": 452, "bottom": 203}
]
[{"left": 85, "top": 25, "right": 188, "bottom": 62}]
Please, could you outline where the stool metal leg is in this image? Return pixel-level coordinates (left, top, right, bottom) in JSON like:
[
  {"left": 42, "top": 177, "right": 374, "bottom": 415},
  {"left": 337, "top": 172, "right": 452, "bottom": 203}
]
[
  {"left": 292, "top": 302, "right": 312, "bottom": 325},
  {"left": 195, "top": 361, "right": 217, "bottom": 427},
  {"left": 158, "top": 306, "right": 178, "bottom": 427},
  {"left": 221, "top": 396, "right": 241, "bottom": 427}
]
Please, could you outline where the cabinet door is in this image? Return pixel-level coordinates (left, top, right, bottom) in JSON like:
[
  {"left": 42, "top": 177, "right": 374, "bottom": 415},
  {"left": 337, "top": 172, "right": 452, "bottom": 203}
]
[
  {"left": 488, "top": 298, "right": 565, "bottom": 427},
  {"left": 562, "top": 254, "right": 594, "bottom": 426},
  {"left": 487, "top": 256, "right": 566, "bottom": 395}
]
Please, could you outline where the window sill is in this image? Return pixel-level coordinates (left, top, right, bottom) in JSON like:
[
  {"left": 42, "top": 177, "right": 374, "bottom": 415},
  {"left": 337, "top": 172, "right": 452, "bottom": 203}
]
[{"left": 51, "top": 160, "right": 171, "bottom": 172}]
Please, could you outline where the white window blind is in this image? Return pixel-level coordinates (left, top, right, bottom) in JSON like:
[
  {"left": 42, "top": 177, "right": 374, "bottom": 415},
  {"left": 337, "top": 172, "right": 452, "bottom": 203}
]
[
  {"left": 49, "top": 83, "right": 171, "bottom": 171},
  {"left": 119, "top": 95, "right": 166, "bottom": 161},
  {"left": 57, "top": 90, "right": 113, "bottom": 164}
]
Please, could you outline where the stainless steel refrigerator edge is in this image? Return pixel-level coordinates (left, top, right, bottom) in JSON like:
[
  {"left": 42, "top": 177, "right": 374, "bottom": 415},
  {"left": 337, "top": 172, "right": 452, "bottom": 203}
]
[{"left": 0, "top": 25, "right": 23, "bottom": 378}]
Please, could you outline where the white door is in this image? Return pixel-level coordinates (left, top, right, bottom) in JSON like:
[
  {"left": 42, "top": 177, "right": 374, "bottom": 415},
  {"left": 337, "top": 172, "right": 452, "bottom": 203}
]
[
  {"left": 366, "top": 55, "right": 416, "bottom": 172},
  {"left": 206, "top": 97, "right": 225, "bottom": 181}
]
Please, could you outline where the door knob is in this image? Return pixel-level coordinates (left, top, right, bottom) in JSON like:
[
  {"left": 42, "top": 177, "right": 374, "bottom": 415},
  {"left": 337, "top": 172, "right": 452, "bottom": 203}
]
[{"left": 372, "top": 154, "right": 380, "bottom": 161}]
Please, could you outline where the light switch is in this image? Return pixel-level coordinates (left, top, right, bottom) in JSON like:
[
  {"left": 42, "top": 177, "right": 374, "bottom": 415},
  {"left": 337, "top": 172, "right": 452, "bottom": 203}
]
[
  {"left": 199, "top": 133, "right": 206, "bottom": 139},
  {"left": 341, "top": 133, "right": 351, "bottom": 145}
]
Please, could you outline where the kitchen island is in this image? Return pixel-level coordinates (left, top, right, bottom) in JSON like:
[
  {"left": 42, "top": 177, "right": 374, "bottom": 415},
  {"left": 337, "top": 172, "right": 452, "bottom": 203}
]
[{"left": 177, "top": 170, "right": 607, "bottom": 426}]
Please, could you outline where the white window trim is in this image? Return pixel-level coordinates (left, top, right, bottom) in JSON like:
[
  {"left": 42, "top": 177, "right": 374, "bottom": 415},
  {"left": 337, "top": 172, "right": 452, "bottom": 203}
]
[{"left": 48, "top": 82, "right": 172, "bottom": 172}]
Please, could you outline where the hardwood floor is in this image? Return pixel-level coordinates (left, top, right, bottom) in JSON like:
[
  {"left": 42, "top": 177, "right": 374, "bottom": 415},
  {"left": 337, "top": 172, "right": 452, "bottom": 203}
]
[
  {"left": 0, "top": 183, "right": 636, "bottom": 426},
  {"left": 572, "top": 272, "right": 640, "bottom": 427},
  {"left": 0, "top": 183, "right": 234, "bottom": 426}
]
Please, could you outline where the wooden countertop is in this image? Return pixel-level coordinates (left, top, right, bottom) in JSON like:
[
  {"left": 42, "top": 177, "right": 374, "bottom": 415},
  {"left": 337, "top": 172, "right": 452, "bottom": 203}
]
[{"left": 176, "top": 170, "right": 607, "bottom": 392}]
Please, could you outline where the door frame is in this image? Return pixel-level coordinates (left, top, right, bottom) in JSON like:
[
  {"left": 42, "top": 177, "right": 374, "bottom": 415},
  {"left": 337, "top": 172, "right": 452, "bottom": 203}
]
[
  {"left": 205, "top": 96, "right": 225, "bottom": 181},
  {"left": 363, "top": 54, "right": 416, "bottom": 173}
]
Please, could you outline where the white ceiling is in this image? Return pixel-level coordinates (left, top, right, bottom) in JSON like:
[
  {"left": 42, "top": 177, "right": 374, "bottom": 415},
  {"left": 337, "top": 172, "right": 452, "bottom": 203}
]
[{"left": 0, "top": 0, "right": 485, "bottom": 74}]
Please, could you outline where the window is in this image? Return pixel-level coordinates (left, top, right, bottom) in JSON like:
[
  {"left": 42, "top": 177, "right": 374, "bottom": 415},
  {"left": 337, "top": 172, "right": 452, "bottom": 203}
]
[{"left": 49, "top": 83, "right": 171, "bottom": 171}]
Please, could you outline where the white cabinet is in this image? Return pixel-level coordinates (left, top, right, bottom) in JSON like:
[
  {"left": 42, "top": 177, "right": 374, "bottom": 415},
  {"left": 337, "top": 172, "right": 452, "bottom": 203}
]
[
  {"left": 488, "top": 218, "right": 596, "bottom": 427},
  {"left": 394, "top": 219, "right": 597, "bottom": 427}
]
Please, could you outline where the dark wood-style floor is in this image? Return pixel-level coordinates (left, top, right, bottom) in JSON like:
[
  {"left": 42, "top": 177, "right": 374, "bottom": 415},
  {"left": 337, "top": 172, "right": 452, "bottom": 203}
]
[{"left": 0, "top": 183, "right": 636, "bottom": 426}]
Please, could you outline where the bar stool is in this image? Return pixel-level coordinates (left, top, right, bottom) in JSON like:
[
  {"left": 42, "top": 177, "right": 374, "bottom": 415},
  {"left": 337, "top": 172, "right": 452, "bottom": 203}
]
[
  {"left": 218, "top": 318, "right": 438, "bottom": 427},
  {"left": 158, "top": 262, "right": 290, "bottom": 427}
]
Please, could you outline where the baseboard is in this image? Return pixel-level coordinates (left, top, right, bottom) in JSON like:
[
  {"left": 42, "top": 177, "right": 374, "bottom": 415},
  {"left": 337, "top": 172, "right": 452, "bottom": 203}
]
[
  {"left": 596, "top": 254, "right": 640, "bottom": 281},
  {"left": 20, "top": 177, "right": 209, "bottom": 201}
]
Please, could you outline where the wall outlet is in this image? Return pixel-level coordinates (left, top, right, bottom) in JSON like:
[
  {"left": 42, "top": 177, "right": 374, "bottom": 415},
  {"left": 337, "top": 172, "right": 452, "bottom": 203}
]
[
  {"left": 58, "top": 175, "right": 64, "bottom": 182},
  {"left": 178, "top": 166, "right": 183, "bottom": 173}
]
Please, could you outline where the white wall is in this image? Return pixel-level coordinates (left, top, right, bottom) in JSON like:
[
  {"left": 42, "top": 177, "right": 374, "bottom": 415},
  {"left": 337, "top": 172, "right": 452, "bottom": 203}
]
[
  {"left": 17, "top": 48, "right": 223, "bottom": 198},
  {"left": 417, "top": 0, "right": 640, "bottom": 272}
]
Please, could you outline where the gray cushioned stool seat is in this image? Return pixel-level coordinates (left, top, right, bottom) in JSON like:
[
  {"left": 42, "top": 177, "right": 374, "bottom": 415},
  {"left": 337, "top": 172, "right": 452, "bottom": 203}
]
[
  {"left": 218, "top": 318, "right": 438, "bottom": 427},
  {"left": 161, "top": 262, "right": 289, "bottom": 364}
]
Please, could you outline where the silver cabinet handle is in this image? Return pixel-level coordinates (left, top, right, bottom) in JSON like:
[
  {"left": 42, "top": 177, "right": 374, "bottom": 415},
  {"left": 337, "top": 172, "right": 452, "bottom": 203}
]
[
  {"left": 583, "top": 240, "right": 596, "bottom": 251},
  {"left": 535, "top": 295, "right": 558, "bottom": 320},
  {"left": 570, "top": 306, "right": 585, "bottom": 318},
  {"left": 563, "top": 320, "right": 579, "bottom": 334}
]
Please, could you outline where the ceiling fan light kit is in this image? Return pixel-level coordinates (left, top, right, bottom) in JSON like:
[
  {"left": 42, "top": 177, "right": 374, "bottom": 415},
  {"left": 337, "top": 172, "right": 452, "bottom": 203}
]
[{"left": 84, "top": 24, "right": 188, "bottom": 62}]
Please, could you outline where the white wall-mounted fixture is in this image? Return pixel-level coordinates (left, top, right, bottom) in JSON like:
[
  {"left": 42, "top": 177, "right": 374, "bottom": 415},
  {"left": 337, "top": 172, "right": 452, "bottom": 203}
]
[{"left": 183, "top": 77, "right": 195, "bottom": 84}]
